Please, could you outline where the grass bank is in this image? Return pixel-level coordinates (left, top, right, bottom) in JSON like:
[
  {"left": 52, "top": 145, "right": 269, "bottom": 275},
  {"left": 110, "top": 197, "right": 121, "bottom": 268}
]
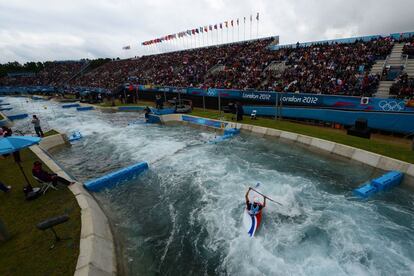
[{"left": 0, "top": 148, "right": 80, "bottom": 276}]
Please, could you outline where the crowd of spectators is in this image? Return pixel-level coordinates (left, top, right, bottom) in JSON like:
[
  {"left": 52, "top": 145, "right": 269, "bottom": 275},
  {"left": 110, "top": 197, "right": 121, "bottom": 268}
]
[
  {"left": 402, "top": 36, "right": 414, "bottom": 57},
  {"left": 390, "top": 73, "right": 414, "bottom": 98},
  {"left": 265, "top": 38, "right": 392, "bottom": 96},
  {"left": 0, "top": 61, "right": 85, "bottom": 86},
  {"left": 70, "top": 59, "right": 141, "bottom": 90},
  {"left": 0, "top": 35, "right": 402, "bottom": 98}
]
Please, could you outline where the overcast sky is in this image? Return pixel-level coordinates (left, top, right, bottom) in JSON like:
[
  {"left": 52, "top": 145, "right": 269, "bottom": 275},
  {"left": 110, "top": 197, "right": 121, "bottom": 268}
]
[{"left": 0, "top": 0, "right": 413, "bottom": 63}]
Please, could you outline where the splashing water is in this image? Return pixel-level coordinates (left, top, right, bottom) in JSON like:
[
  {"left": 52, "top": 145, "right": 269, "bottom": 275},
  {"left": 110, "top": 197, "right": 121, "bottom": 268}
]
[{"left": 7, "top": 97, "right": 414, "bottom": 275}]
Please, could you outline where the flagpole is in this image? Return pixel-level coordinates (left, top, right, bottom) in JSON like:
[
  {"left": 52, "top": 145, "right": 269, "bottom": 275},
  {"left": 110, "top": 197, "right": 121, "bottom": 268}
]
[
  {"left": 231, "top": 25, "right": 233, "bottom": 42},
  {"left": 238, "top": 22, "right": 240, "bottom": 42},
  {"left": 227, "top": 27, "right": 229, "bottom": 43},
  {"left": 250, "top": 16, "right": 252, "bottom": 39},
  {"left": 244, "top": 18, "right": 246, "bottom": 41}
]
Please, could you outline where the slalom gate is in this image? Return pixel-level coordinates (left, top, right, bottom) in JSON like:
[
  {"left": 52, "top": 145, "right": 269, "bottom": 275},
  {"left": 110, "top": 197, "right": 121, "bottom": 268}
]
[{"left": 84, "top": 161, "right": 149, "bottom": 192}]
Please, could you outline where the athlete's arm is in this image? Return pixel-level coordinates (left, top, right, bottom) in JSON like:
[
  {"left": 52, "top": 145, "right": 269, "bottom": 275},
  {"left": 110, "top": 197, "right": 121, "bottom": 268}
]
[{"left": 245, "top": 187, "right": 251, "bottom": 204}]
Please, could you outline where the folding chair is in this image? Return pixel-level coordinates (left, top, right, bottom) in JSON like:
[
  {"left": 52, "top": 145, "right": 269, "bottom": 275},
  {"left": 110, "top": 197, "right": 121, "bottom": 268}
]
[
  {"left": 32, "top": 175, "right": 58, "bottom": 194},
  {"left": 251, "top": 110, "right": 257, "bottom": 120}
]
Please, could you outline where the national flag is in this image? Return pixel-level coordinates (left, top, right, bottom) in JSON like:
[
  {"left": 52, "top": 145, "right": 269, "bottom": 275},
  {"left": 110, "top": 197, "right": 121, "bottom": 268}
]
[
  {"left": 195, "top": 28, "right": 199, "bottom": 34},
  {"left": 231, "top": 20, "right": 233, "bottom": 26},
  {"left": 225, "top": 21, "right": 228, "bottom": 28},
  {"left": 256, "top": 12, "right": 259, "bottom": 20},
  {"left": 200, "top": 27, "right": 203, "bottom": 33},
  {"left": 209, "top": 25, "right": 212, "bottom": 31},
  {"left": 205, "top": 26, "right": 208, "bottom": 32},
  {"left": 214, "top": 24, "right": 217, "bottom": 29},
  {"left": 187, "top": 30, "right": 192, "bottom": 35},
  {"left": 244, "top": 17, "right": 246, "bottom": 23},
  {"left": 192, "top": 29, "right": 196, "bottom": 35},
  {"left": 220, "top": 23, "right": 223, "bottom": 29},
  {"left": 237, "top": 18, "right": 239, "bottom": 25},
  {"left": 122, "top": 45, "right": 131, "bottom": 50}
]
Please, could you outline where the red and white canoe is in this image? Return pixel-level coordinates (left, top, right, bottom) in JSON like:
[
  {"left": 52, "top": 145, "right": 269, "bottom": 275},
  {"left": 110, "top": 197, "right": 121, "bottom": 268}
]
[{"left": 243, "top": 208, "right": 263, "bottom": 237}]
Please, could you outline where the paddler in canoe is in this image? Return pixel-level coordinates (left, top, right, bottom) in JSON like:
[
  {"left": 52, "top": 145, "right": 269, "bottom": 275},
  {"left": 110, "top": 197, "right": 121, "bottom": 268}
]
[{"left": 245, "top": 187, "right": 266, "bottom": 215}]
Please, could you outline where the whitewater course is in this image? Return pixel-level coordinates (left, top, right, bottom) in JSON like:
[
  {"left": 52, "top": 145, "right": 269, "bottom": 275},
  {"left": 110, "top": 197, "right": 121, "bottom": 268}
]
[{"left": 4, "top": 96, "right": 414, "bottom": 275}]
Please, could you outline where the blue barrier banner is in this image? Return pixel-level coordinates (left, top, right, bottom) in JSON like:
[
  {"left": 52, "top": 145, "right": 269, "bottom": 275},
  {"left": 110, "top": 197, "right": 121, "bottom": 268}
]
[
  {"left": 182, "top": 115, "right": 227, "bottom": 128},
  {"left": 243, "top": 106, "right": 414, "bottom": 134},
  {"left": 280, "top": 94, "right": 322, "bottom": 106},
  {"left": 134, "top": 85, "right": 414, "bottom": 112},
  {"left": 187, "top": 87, "right": 206, "bottom": 96},
  {"left": 241, "top": 91, "right": 275, "bottom": 102}
]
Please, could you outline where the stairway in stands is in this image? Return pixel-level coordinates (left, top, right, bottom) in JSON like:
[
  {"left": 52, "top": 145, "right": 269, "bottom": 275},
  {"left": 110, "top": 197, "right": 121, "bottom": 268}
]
[
  {"left": 374, "top": 42, "right": 405, "bottom": 98},
  {"left": 405, "top": 59, "right": 414, "bottom": 78}
]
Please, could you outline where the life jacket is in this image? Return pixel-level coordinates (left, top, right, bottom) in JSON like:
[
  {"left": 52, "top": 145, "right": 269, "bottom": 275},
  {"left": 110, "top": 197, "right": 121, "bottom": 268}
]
[{"left": 249, "top": 202, "right": 261, "bottom": 215}]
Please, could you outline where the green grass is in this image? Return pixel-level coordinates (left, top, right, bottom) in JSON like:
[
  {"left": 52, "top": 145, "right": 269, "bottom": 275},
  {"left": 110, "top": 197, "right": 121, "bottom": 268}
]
[
  {"left": 191, "top": 109, "right": 414, "bottom": 164},
  {"left": 44, "top": 129, "right": 59, "bottom": 137},
  {"left": 0, "top": 149, "right": 80, "bottom": 276}
]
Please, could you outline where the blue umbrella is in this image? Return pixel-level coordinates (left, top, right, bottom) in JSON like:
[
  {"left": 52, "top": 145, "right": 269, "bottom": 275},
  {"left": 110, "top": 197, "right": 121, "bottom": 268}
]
[
  {"left": 0, "top": 136, "right": 41, "bottom": 185},
  {"left": 0, "top": 136, "right": 41, "bottom": 155}
]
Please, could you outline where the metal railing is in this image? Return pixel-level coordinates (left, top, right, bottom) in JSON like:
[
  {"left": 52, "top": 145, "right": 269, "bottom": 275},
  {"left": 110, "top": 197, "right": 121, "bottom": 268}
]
[
  {"left": 403, "top": 54, "right": 409, "bottom": 69},
  {"left": 381, "top": 56, "right": 389, "bottom": 73}
]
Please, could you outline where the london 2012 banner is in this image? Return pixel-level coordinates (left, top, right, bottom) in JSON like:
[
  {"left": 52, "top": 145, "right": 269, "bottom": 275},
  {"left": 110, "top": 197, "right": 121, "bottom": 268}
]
[{"left": 135, "top": 85, "right": 414, "bottom": 113}]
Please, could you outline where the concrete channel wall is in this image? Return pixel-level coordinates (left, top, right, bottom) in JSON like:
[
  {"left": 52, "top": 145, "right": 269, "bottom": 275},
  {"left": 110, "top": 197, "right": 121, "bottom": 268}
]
[
  {"left": 0, "top": 111, "right": 12, "bottom": 127},
  {"left": 39, "top": 133, "right": 69, "bottom": 151},
  {"left": 29, "top": 142, "right": 116, "bottom": 275},
  {"left": 160, "top": 114, "right": 414, "bottom": 186}
]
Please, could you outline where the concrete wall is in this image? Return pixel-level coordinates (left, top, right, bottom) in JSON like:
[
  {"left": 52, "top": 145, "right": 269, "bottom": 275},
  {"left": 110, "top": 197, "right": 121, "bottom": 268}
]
[
  {"left": 29, "top": 144, "right": 117, "bottom": 276},
  {"left": 39, "top": 133, "right": 70, "bottom": 152},
  {"left": 160, "top": 113, "right": 182, "bottom": 123},
  {"left": 0, "top": 111, "right": 12, "bottom": 127},
  {"left": 161, "top": 114, "right": 414, "bottom": 186}
]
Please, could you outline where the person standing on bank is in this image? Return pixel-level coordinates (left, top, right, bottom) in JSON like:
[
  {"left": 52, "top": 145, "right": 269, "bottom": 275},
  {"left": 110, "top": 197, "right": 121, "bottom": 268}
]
[{"left": 31, "top": 115, "right": 44, "bottom": 137}]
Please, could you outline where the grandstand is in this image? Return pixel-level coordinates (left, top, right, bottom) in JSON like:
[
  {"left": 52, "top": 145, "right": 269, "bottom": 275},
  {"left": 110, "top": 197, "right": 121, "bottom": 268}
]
[{"left": 0, "top": 31, "right": 413, "bottom": 99}]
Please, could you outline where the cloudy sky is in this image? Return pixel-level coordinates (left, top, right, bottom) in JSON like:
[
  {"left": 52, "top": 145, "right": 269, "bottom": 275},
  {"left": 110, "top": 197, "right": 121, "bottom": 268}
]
[{"left": 0, "top": 0, "right": 413, "bottom": 63}]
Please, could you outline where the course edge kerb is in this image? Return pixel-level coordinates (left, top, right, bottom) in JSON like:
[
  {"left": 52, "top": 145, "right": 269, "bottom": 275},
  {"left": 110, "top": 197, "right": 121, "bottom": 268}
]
[{"left": 29, "top": 143, "right": 117, "bottom": 276}]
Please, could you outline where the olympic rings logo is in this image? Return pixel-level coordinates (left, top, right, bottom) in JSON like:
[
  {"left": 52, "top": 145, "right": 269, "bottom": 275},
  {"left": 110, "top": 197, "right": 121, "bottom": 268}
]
[
  {"left": 207, "top": 89, "right": 217, "bottom": 97},
  {"left": 378, "top": 100, "right": 405, "bottom": 111}
]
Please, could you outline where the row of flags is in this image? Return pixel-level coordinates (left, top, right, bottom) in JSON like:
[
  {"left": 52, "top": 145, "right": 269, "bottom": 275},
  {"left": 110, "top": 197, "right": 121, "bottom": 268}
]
[{"left": 141, "top": 13, "right": 260, "bottom": 46}]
